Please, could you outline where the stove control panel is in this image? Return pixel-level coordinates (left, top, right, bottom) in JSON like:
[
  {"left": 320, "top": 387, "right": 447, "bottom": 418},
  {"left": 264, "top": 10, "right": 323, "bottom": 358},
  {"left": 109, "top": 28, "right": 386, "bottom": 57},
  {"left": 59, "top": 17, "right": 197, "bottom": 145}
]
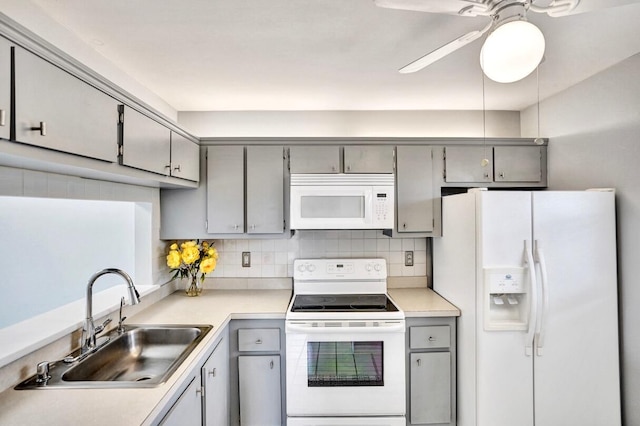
[{"left": 293, "top": 258, "right": 387, "bottom": 280}]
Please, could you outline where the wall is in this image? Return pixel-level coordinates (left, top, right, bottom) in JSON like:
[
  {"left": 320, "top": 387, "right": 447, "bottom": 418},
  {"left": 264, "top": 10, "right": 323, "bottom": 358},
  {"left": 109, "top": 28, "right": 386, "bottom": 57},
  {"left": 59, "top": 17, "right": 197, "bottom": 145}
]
[
  {"left": 178, "top": 110, "right": 521, "bottom": 138},
  {"left": 207, "top": 230, "right": 427, "bottom": 280},
  {"left": 521, "top": 52, "right": 640, "bottom": 425}
]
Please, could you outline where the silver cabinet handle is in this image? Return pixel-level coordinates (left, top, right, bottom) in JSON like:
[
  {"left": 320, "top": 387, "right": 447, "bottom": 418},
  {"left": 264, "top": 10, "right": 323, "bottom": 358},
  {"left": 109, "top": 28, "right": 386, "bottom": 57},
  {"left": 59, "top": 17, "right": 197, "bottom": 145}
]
[
  {"left": 250, "top": 224, "right": 256, "bottom": 230},
  {"left": 428, "top": 336, "right": 436, "bottom": 342},
  {"left": 196, "top": 386, "right": 205, "bottom": 397},
  {"left": 270, "top": 360, "right": 274, "bottom": 369},
  {"left": 346, "top": 165, "right": 351, "bottom": 172},
  {"left": 255, "top": 339, "right": 262, "bottom": 345},
  {"left": 173, "top": 165, "right": 181, "bottom": 172},
  {"left": 484, "top": 172, "right": 490, "bottom": 179},
  {"left": 416, "top": 358, "right": 421, "bottom": 366},
  {"left": 233, "top": 224, "right": 240, "bottom": 230},
  {"left": 0, "top": 109, "right": 5, "bottom": 127},
  {"left": 31, "top": 121, "right": 46, "bottom": 136},
  {"left": 209, "top": 368, "right": 216, "bottom": 377},
  {"left": 498, "top": 172, "right": 505, "bottom": 179}
]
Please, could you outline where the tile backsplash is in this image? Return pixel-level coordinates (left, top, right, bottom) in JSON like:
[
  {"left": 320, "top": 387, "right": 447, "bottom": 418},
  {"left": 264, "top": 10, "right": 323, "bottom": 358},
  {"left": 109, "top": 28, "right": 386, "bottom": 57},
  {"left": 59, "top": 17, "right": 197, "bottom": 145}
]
[{"left": 208, "top": 230, "right": 427, "bottom": 278}]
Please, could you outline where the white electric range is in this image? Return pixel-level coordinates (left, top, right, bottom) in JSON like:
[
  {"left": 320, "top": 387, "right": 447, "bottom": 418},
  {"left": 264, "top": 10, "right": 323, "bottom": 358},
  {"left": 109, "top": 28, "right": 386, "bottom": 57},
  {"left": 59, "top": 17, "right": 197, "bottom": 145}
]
[{"left": 285, "top": 258, "right": 406, "bottom": 426}]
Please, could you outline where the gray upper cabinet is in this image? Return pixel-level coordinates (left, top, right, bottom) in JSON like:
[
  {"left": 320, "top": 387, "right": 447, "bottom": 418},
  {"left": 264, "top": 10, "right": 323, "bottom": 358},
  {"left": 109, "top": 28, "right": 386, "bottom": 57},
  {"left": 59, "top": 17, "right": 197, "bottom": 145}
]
[
  {"left": 444, "top": 145, "right": 545, "bottom": 185},
  {"left": 13, "top": 46, "right": 118, "bottom": 162},
  {"left": 170, "top": 131, "right": 199, "bottom": 182},
  {"left": 396, "top": 145, "right": 435, "bottom": 233},
  {"left": 207, "top": 145, "right": 244, "bottom": 234},
  {"left": 494, "top": 146, "right": 543, "bottom": 182},
  {"left": 0, "top": 37, "right": 10, "bottom": 140},
  {"left": 289, "top": 145, "right": 340, "bottom": 173},
  {"left": 246, "top": 146, "right": 285, "bottom": 234},
  {"left": 444, "top": 146, "right": 493, "bottom": 183},
  {"left": 119, "top": 105, "right": 171, "bottom": 175},
  {"left": 206, "top": 145, "right": 285, "bottom": 235},
  {"left": 343, "top": 145, "right": 394, "bottom": 173}
]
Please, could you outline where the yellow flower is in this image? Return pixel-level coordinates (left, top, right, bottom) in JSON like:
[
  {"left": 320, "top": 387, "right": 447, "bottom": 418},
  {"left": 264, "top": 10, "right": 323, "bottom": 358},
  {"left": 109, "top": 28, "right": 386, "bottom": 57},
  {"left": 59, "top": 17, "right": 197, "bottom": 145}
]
[
  {"left": 202, "top": 241, "right": 210, "bottom": 249},
  {"left": 181, "top": 246, "right": 200, "bottom": 265},
  {"left": 200, "top": 257, "right": 217, "bottom": 274},
  {"left": 166, "top": 250, "right": 181, "bottom": 269},
  {"left": 207, "top": 248, "right": 218, "bottom": 259},
  {"left": 169, "top": 243, "right": 178, "bottom": 251}
]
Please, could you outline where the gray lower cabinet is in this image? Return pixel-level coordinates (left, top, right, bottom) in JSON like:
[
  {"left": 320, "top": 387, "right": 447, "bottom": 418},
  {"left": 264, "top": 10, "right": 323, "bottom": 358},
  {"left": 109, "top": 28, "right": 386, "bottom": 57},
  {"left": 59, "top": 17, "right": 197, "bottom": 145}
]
[
  {"left": 207, "top": 145, "right": 285, "bottom": 235},
  {"left": 159, "top": 330, "right": 230, "bottom": 426},
  {"left": 13, "top": 45, "right": 118, "bottom": 162},
  {"left": 396, "top": 145, "right": 437, "bottom": 235},
  {"left": 203, "top": 335, "right": 230, "bottom": 426},
  {"left": 289, "top": 145, "right": 340, "bottom": 173},
  {"left": 343, "top": 145, "right": 394, "bottom": 173},
  {"left": 0, "top": 37, "right": 10, "bottom": 140},
  {"left": 407, "top": 318, "right": 456, "bottom": 426},
  {"left": 229, "top": 320, "right": 286, "bottom": 426},
  {"left": 119, "top": 104, "right": 171, "bottom": 175},
  {"left": 238, "top": 355, "right": 282, "bottom": 426},
  {"left": 160, "top": 375, "right": 202, "bottom": 426}
]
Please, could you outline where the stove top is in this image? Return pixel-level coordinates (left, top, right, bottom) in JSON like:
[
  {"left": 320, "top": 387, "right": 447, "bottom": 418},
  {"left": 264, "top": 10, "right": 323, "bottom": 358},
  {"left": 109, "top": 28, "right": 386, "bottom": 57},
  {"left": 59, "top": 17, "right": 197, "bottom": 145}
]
[{"left": 290, "top": 294, "right": 400, "bottom": 313}]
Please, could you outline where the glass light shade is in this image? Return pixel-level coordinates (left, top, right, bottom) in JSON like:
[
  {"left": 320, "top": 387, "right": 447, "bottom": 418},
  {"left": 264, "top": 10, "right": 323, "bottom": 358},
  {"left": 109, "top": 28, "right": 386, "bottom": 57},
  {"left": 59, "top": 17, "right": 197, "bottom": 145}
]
[{"left": 480, "top": 20, "right": 545, "bottom": 83}]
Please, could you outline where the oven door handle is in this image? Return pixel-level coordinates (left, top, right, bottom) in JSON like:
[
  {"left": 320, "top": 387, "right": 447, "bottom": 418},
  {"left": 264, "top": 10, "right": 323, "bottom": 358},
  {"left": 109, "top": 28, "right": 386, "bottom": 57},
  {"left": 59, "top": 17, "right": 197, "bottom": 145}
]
[{"left": 286, "top": 321, "right": 405, "bottom": 334}]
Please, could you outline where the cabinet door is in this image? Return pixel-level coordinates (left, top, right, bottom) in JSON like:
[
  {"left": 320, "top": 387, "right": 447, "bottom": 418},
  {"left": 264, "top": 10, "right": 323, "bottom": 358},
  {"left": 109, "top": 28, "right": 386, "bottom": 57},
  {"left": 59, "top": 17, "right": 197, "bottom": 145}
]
[
  {"left": 238, "top": 355, "right": 281, "bottom": 426},
  {"left": 120, "top": 105, "right": 171, "bottom": 175},
  {"left": 207, "top": 146, "right": 244, "bottom": 233},
  {"left": 444, "top": 146, "right": 493, "bottom": 183},
  {"left": 170, "top": 131, "right": 200, "bottom": 182},
  {"left": 494, "top": 146, "right": 542, "bottom": 182},
  {"left": 160, "top": 376, "right": 202, "bottom": 426},
  {"left": 289, "top": 145, "right": 340, "bottom": 173},
  {"left": 14, "top": 46, "right": 118, "bottom": 162},
  {"left": 0, "top": 37, "right": 10, "bottom": 140},
  {"left": 203, "top": 337, "right": 229, "bottom": 426},
  {"left": 396, "top": 146, "right": 434, "bottom": 233},
  {"left": 246, "top": 146, "right": 284, "bottom": 234},
  {"left": 344, "top": 145, "right": 394, "bottom": 173},
  {"left": 410, "top": 352, "right": 451, "bottom": 425}
]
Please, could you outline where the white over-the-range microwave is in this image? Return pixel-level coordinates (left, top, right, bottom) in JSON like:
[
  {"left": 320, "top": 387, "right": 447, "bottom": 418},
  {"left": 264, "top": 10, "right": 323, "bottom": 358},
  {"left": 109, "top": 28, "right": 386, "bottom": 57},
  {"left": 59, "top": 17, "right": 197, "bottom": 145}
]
[{"left": 289, "top": 173, "right": 394, "bottom": 230}]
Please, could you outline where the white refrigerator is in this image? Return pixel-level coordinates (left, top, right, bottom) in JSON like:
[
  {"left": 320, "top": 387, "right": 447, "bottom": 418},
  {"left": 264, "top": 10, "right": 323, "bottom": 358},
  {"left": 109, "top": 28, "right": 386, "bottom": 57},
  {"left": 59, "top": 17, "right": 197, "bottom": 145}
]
[{"left": 433, "top": 189, "right": 621, "bottom": 426}]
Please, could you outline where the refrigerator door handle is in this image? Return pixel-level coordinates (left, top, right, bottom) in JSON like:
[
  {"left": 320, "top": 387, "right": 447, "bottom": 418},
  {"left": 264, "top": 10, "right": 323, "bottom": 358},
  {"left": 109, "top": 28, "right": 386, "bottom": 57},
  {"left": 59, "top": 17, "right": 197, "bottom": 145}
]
[
  {"left": 534, "top": 240, "right": 550, "bottom": 356},
  {"left": 524, "top": 240, "right": 538, "bottom": 357}
]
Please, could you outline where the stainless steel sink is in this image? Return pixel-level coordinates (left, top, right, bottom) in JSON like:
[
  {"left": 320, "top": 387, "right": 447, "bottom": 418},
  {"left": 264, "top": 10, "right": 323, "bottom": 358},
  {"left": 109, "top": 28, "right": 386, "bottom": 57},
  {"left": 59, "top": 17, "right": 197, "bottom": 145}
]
[{"left": 16, "top": 325, "right": 212, "bottom": 389}]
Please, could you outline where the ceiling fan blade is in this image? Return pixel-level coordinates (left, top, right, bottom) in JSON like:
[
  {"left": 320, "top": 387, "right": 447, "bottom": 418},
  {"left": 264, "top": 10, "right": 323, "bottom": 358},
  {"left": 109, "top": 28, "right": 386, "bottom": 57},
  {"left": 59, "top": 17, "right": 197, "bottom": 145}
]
[
  {"left": 531, "top": 0, "right": 640, "bottom": 17},
  {"left": 399, "top": 21, "right": 493, "bottom": 73},
  {"left": 374, "top": 0, "right": 488, "bottom": 16}
]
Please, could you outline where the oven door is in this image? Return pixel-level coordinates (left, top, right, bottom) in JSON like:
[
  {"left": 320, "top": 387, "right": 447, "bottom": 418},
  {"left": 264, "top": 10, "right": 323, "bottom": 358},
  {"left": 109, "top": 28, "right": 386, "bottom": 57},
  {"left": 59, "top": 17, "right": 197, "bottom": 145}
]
[{"left": 285, "top": 320, "right": 406, "bottom": 417}]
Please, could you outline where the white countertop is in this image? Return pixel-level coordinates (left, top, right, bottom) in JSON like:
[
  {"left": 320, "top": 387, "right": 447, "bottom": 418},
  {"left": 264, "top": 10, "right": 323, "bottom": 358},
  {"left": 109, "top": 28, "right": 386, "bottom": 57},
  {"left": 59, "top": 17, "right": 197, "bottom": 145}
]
[{"left": 0, "top": 286, "right": 457, "bottom": 425}]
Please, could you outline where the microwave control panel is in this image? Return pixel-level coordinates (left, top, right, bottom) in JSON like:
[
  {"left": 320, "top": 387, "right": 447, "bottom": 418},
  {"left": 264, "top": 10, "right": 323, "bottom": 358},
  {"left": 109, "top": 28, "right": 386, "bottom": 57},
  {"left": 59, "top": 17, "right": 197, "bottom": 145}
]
[{"left": 373, "top": 187, "right": 394, "bottom": 225}]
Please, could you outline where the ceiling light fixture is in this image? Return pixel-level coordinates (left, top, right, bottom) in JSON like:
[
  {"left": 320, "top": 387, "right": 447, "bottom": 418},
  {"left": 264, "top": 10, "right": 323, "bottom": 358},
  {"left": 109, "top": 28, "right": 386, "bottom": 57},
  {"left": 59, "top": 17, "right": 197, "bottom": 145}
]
[{"left": 480, "top": 5, "right": 545, "bottom": 83}]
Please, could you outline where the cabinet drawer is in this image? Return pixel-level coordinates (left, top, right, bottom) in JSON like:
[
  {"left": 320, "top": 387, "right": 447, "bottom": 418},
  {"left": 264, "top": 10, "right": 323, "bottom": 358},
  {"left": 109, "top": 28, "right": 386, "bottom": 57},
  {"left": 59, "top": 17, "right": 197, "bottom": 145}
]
[
  {"left": 410, "top": 326, "right": 450, "bottom": 349},
  {"left": 238, "top": 328, "right": 280, "bottom": 352}
]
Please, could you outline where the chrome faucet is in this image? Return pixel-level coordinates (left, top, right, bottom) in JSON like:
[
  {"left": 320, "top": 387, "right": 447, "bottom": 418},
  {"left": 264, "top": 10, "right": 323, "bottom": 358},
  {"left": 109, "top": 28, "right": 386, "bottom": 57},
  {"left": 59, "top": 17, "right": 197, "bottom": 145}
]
[{"left": 82, "top": 268, "right": 141, "bottom": 354}]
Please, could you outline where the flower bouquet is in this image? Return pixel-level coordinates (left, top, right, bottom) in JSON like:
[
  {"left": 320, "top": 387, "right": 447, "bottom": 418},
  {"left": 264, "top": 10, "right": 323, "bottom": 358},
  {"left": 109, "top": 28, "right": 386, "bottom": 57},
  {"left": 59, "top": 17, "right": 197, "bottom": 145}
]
[{"left": 166, "top": 240, "right": 218, "bottom": 296}]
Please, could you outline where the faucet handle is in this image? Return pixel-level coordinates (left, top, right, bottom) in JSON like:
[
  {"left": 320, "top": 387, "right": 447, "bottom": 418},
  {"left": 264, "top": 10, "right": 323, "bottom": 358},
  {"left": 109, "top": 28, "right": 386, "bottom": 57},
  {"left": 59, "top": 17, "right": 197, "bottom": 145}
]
[{"left": 95, "top": 318, "right": 112, "bottom": 335}]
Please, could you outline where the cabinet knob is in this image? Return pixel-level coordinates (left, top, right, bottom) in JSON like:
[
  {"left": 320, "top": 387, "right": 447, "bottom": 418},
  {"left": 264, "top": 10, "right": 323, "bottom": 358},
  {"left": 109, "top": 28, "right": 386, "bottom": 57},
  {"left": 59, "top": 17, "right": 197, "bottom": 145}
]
[
  {"left": 255, "top": 339, "right": 262, "bottom": 345},
  {"left": 403, "top": 223, "right": 407, "bottom": 229},
  {"left": 173, "top": 165, "right": 181, "bottom": 172},
  {"left": 250, "top": 224, "right": 256, "bottom": 230},
  {"left": 0, "top": 109, "right": 5, "bottom": 127},
  {"left": 346, "top": 165, "right": 351, "bottom": 172},
  {"left": 208, "top": 368, "right": 216, "bottom": 377},
  {"left": 484, "top": 172, "right": 490, "bottom": 179},
  {"left": 416, "top": 358, "right": 421, "bottom": 366},
  {"left": 270, "top": 360, "right": 274, "bottom": 369},
  {"left": 331, "top": 166, "right": 336, "bottom": 172},
  {"left": 30, "top": 121, "right": 46, "bottom": 136},
  {"left": 498, "top": 172, "right": 505, "bottom": 179},
  {"left": 233, "top": 224, "right": 240, "bottom": 230},
  {"left": 428, "top": 336, "right": 436, "bottom": 342}
]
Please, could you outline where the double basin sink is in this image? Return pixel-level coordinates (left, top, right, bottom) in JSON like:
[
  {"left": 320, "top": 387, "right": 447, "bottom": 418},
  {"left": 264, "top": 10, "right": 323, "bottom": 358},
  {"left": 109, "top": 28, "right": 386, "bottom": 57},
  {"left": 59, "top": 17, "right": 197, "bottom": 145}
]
[{"left": 16, "top": 324, "right": 212, "bottom": 389}]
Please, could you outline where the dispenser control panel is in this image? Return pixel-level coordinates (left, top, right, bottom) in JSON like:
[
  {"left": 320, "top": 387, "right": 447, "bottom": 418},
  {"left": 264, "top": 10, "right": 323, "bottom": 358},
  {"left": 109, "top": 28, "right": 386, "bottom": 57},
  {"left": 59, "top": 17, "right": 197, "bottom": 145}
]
[{"left": 486, "top": 268, "right": 525, "bottom": 294}]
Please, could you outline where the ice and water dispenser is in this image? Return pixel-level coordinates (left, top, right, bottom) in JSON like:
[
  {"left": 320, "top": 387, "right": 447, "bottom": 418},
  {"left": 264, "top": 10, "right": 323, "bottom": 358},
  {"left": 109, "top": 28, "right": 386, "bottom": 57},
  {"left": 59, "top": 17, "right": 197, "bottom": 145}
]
[{"left": 483, "top": 267, "right": 529, "bottom": 331}]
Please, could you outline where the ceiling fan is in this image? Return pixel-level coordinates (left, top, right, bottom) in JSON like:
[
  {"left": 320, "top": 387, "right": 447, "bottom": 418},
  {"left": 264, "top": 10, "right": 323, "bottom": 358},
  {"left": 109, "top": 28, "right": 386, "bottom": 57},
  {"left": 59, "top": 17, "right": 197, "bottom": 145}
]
[{"left": 374, "top": 0, "right": 629, "bottom": 82}]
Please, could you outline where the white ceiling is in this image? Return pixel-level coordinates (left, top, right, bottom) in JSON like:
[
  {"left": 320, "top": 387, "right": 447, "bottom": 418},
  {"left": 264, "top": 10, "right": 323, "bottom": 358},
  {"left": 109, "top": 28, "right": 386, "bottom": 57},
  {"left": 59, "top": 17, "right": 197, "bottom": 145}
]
[{"left": 27, "top": 0, "right": 640, "bottom": 112}]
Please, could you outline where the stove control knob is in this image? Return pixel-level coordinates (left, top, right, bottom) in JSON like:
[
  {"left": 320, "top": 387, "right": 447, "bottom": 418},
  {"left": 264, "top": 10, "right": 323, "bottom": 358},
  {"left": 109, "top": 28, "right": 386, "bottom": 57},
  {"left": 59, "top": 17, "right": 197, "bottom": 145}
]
[
  {"left": 307, "top": 264, "right": 316, "bottom": 272},
  {"left": 365, "top": 263, "right": 373, "bottom": 272},
  {"left": 297, "top": 264, "right": 307, "bottom": 272},
  {"left": 374, "top": 263, "right": 382, "bottom": 272}
]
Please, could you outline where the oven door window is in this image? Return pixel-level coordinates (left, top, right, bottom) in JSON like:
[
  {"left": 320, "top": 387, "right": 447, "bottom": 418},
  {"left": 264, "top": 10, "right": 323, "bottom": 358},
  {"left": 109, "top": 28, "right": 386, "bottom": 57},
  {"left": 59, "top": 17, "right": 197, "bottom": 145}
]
[{"left": 307, "top": 341, "right": 383, "bottom": 387}]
